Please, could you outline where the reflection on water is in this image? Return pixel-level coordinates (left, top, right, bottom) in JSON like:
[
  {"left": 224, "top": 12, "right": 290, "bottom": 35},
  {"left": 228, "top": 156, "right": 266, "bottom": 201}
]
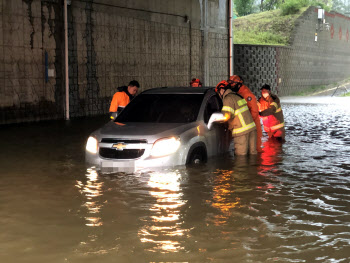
[
  {"left": 210, "top": 169, "right": 240, "bottom": 226},
  {"left": 258, "top": 139, "right": 284, "bottom": 177},
  {"left": 76, "top": 168, "right": 104, "bottom": 227},
  {"left": 138, "top": 171, "right": 187, "bottom": 253}
]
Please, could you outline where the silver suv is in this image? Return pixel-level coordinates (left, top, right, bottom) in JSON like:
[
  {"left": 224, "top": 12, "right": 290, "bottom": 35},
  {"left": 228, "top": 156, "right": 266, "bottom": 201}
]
[{"left": 85, "top": 87, "right": 231, "bottom": 172}]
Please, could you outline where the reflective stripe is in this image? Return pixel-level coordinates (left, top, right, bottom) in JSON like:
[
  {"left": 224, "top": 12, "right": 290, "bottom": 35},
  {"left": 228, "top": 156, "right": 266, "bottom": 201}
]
[
  {"left": 238, "top": 99, "right": 247, "bottom": 106},
  {"left": 232, "top": 121, "right": 256, "bottom": 135},
  {"left": 234, "top": 105, "right": 249, "bottom": 116},
  {"left": 270, "top": 102, "right": 278, "bottom": 109},
  {"left": 237, "top": 112, "right": 246, "bottom": 127},
  {"left": 222, "top": 106, "right": 235, "bottom": 115},
  {"left": 270, "top": 102, "right": 282, "bottom": 113},
  {"left": 271, "top": 122, "right": 285, "bottom": 131},
  {"left": 233, "top": 105, "right": 255, "bottom": 135}
]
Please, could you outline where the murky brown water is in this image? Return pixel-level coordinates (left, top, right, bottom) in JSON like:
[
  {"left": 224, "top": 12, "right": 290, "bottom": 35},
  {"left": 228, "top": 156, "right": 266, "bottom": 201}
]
[{"left": 1, "top": 97, "right": 350, "bottom": 263}]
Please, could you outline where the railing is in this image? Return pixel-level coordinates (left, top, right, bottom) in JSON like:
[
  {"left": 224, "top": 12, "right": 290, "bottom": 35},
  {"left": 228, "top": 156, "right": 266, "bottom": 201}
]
[{"left": 331, "top": 82, "right": 350, "bottom": 97}]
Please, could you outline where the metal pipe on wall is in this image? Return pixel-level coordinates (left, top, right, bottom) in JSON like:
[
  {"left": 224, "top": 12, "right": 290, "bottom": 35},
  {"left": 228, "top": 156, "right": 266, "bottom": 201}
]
[
  {"left": 203, "top": 0, "right": 209, "bottom": 86},
  {"left": 228, "top": 0, "right": 233, "bottom": 76},
  {"left": 64, "top": 0, "right": 70, "bottom": 120}
]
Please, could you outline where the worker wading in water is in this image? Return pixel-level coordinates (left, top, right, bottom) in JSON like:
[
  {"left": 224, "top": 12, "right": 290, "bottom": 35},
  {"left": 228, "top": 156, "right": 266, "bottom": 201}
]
[
  {"left": 228, "top": 75, "right": 263, "bottom": 152},
  {"left": 258, "top": 84, "right": 285, "bottom": 141},
  {"left": 215, "top": 80, "right": 257, "bottom": 155}
]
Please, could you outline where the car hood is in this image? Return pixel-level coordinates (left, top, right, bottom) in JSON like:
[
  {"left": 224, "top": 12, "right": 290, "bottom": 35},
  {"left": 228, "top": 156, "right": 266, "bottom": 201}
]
[{"left": 97, "top": 122, "right": 198, "bottom": 143}]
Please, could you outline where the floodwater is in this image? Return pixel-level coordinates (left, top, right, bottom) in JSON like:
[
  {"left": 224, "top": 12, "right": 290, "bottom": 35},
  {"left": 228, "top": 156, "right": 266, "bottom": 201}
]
[{"left": 1, "top": 96, "right": 350, "bottom": 263}]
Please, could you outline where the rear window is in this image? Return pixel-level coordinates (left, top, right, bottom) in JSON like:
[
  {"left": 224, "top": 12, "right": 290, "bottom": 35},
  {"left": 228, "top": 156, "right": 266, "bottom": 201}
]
[{"left": 115, "top": 94, "right": 204, "bottom": 123}]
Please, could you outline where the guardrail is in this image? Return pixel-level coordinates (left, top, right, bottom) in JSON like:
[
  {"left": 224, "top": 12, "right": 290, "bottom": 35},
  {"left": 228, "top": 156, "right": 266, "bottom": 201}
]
[{"left": 331, "top": 82, "right": 350, "bottom": 97}]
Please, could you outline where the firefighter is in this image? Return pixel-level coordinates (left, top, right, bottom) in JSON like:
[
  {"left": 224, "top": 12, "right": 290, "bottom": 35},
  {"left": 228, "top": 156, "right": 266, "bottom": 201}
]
[
  {"left": 258, "top": 84, "right": 285, "bottom": 141},
  {"left": 190, "top": 78, "right": 202, "bottom": 87},
  {"left": 215, "top": 80, "right": 257, "bottom": 155},
  {"left": 228, "top": 75, "right": 263, "bottom": 152},
  {"left": 109, "top": 80, "right": 140, "bottom": 120}
]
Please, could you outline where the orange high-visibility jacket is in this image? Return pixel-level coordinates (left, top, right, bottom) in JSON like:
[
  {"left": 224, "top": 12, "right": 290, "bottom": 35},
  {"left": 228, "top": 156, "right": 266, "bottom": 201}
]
[{"left": 109, "top": 91, "right": 130, "bottom": 113}]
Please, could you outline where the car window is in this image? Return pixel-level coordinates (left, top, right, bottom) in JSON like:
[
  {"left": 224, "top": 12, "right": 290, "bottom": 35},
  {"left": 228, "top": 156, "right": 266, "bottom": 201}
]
[
  {"left": 204, "top": 95, "right": 222, "bottom": 123},
  {"left": 116, "top": 94, "right": 204, "bottom": 123}
]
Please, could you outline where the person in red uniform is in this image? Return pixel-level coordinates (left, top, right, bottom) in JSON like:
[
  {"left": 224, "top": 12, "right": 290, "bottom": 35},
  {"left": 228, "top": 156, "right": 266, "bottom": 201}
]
[
  {"left": 228, "top": 75, "right": 263, "bottom": 152},
  {"left": 109, "top": 80, "right": 140, "bottom": 119},
  {"left": 190, "top": 78, "right": 202, "bottom": 87},
  {"left": 258, "top": 84, "right": 285, "bottom": 141}
]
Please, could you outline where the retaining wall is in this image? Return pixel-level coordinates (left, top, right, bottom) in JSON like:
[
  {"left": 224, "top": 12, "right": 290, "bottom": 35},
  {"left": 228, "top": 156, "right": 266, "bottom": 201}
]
[{"left": 234, "top": 7, "right": 350, "bottom": 97}]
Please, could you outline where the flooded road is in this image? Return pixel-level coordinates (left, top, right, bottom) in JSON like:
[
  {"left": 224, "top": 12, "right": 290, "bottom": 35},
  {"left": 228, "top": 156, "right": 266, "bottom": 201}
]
[{"left": 1, "top": 97, "right": 350, "bottom": 263}]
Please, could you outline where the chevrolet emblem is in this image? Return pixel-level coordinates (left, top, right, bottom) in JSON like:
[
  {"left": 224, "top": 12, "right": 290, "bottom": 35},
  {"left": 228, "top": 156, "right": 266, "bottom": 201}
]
[{"left": 112, "top": 143, "right": 127, "bottom": 151}]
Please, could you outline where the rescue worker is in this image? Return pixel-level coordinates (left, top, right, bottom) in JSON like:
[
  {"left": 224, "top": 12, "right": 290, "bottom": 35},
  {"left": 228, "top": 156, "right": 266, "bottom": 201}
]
[
  {"left": 258, "top": 84, "right": 285, "bottom": 141},
  {"left": 228, "top": 75, "right": 263, "bottom": 152},
  {"left": 215, "top": 80, "right": 257, "bottom": 155},
  {"left": 190, "top": 78, "right": 202, "bottom": 87},
  {"left": 109, "top": 80, "right": 140, "bottom": 120}
]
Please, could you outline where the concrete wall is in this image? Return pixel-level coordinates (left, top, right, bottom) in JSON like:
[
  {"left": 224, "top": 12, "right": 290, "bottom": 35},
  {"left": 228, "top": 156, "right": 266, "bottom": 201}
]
[
  {"left": 234, "top": 7, "right": 350, "bottom": 96},
  {"left": 0, "top": 0, "right": 229, "bottom": 124}
]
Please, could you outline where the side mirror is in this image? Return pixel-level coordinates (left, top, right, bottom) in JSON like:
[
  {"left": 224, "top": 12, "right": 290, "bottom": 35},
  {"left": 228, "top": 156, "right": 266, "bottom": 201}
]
[{"left": 207, "top": 112, "right": 228, "bottom": 130}]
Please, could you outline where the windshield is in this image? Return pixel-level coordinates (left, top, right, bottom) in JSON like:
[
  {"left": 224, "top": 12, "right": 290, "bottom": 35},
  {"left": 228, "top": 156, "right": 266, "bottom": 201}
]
[{"left": 115, "top": 93, "right": 204, "bottom": 123}]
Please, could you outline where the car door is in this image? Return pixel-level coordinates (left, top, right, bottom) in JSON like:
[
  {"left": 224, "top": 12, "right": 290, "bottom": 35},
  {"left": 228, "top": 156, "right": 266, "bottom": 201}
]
[{"left": 203, "top": 94, "right": 231, "bottom": 156}]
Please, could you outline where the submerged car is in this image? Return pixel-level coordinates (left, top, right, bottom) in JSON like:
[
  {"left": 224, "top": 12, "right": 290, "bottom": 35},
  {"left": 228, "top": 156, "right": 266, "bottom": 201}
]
[{"left": 85, "top": 87, "right": 231, "bottom": 172}]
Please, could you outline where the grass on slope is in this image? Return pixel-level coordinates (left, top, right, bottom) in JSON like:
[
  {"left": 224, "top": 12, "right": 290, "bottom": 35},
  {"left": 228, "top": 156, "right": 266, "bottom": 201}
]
[{"left": 234, "top": 7, "right": 308, "bottom": 46}]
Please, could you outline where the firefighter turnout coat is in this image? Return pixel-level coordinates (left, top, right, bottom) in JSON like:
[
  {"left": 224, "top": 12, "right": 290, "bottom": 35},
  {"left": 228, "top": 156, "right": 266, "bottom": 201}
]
[{"left": 222, "top": 89, "right": 256, "bottom": 137}]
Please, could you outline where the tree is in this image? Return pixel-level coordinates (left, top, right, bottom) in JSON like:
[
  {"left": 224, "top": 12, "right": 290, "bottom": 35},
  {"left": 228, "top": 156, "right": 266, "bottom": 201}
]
[
  {"left": 332, "top": 0, "right": 346, "bottom": 13},
  {"left": 260, "top": 0, "right": 284, "bottom": 11},
  {"left": 234, "top": 0, "right": 255, "bottom": 16}
]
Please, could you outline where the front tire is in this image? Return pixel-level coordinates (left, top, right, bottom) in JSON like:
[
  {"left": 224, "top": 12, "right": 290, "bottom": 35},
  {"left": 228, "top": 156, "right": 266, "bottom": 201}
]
[{"left": 187, "top": 147, "right": 207, "bottom": 165}]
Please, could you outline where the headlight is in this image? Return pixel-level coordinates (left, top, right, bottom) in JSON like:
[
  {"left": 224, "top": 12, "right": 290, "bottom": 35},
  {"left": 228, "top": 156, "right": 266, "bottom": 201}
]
[
  {"left": 151, "top": 137, "right": 181, "bottom": 157},
  {"left": 86, "top": 136, "right": 98, "bottom": 154}
]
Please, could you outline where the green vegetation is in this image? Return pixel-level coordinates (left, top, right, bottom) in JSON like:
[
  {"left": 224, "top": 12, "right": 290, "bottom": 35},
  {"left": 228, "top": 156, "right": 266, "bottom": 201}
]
[
  {"left": 234, "top": 8, "right": 307, "bottom": 45},
  {"left": 234, "top": 0, "right": 334, "bottom": 17},
  {"left": 281, "top": 0, "right": 331, "bottom": 15},
  {"left": 233, "top": 0, "right": 335, "bottom": 45},
  {"left": 341, "top": 92, "right": 350, "bottom": 97}
]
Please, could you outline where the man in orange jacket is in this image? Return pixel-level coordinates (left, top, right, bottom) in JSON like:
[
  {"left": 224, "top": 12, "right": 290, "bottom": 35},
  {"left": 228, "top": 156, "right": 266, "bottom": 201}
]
[
  {"left": 228, "top": 75, "right": 263, "bottom": 152},
  {"left": 109, "top": 80, "right": 140, "bottom": 119}
]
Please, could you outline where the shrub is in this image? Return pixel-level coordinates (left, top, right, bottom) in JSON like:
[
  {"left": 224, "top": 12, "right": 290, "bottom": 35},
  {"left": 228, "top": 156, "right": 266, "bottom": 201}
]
[
  {"left": 281, "top": 0, "right": 331, "bottom": 15},
  {"left": 234, "top": 29, "right": 288, "bottom": 45},
  {"left": 281, "top": 0, "right": 309, "bottom": 15}
]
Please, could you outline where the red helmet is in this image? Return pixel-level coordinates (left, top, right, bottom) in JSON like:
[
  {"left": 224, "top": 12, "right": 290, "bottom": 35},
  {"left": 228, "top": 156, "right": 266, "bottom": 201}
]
[
  {"left": 228, "top": 75, "right": 243, "bottom": 91},
  {"left": 215, "top": 80, "right": 229, "bottom": 93},
  {"left": 190, "top": 78, "right": 202, "bottom": 87},
  {"left": 228, "top": 75, "right": 243, "bottom": 84}
]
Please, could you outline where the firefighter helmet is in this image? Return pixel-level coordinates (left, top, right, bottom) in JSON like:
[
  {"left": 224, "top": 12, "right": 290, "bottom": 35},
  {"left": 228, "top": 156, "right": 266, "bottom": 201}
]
[
  {"left": 190, "top": 78, "right": 202, "bottom": 87},
  {"left": 215, "top": 80, "right": 229, "bottom": 93}
]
